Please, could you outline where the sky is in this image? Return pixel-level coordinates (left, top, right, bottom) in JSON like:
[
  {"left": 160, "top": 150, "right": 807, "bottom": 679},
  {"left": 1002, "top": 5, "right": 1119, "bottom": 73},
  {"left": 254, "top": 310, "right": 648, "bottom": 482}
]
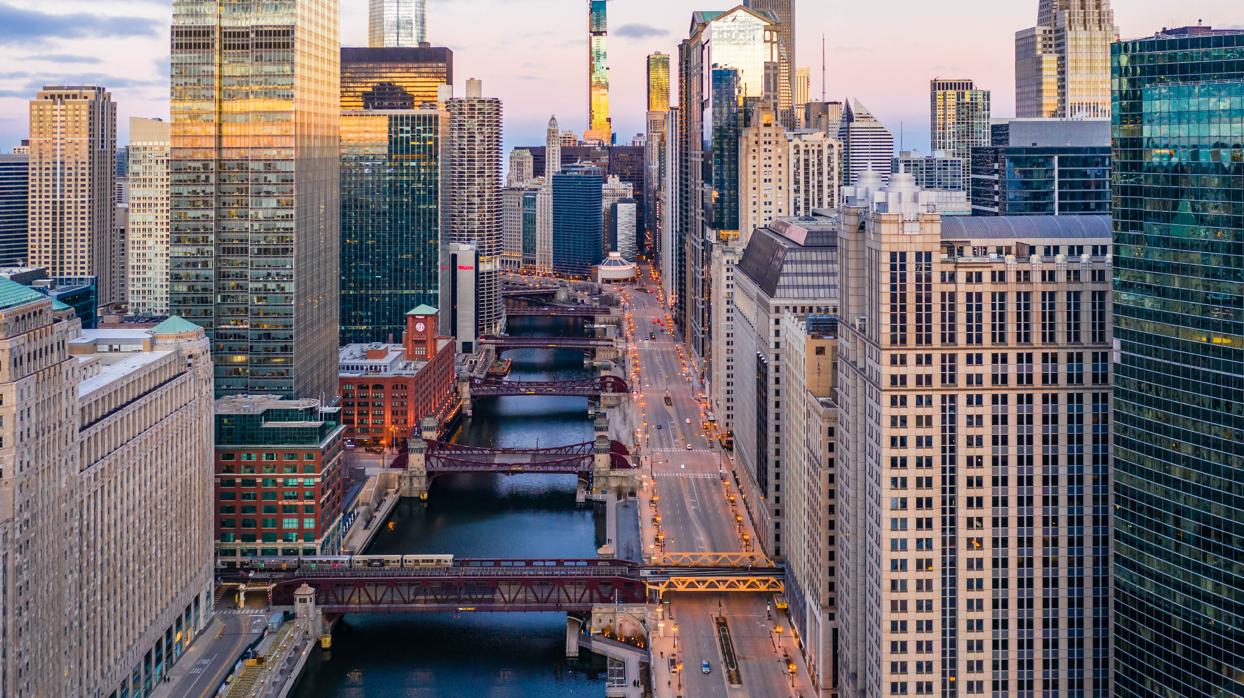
[{"left": 0, "top": 0, "right": 1239, "bottom": 154}]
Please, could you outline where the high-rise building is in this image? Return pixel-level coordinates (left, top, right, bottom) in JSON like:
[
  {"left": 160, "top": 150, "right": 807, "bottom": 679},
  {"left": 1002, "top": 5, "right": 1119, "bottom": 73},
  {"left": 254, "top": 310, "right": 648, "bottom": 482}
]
[
  {"left": 28, "top": 86, "right": 119, "bottom": 307},
  {"left": 586, "top": 0, "right": 612, "bottom": 144},
  {"left": 0, "top": 152, "right": 27, "bottom": 266},
  {"left": 930, "top": 78, "right": 991, "bottom": 183},
  {"left": 171, "top": 0, "right": 340, "bottom": 400},
  {"left": 503, "top": 182, "right": 540, "bottom": 271},
  {"left": 661, "top": 106, "right": 680, "bottom": 301},
  {"left": 744, "top": 0, "right": 795, "bottom": 127},
  {"left": 837, "top": 98, "right": 894, "bottom": 186},
  {"left": 894, "top": 149, "right": 966, "bottom": 192},
  {"left": 340, "top": 107, "right": 446, "bottom": 344},
  {"left": 740, "top": 105, "right": 789, "bottom": 239},
  {"left": 369, "top": 0, "right": 427, "bottom": 47},
  {"left": 126, "top": 117, "right": 170, "bottom": 316},
  {"left": 536, "top": 116, "right": 560, "bottom": 272},
  {"left": 836, "top": 171, "right": 1113, "bottom": 697},
  {"left": 679, "top": 6, "right": 778, "bottom": 358},
  {"left": 446, "top": 79, "right": 503, "bottom": 337},
  {"left": 794, "top": 67, "right": 811, "bottom": 127},
  {"left": 971, "top": 118, "right": 1110, "bottom": 216},
  {"left": 611, "top": 199, "right": 638, "bottom": 261},
  {"left": 440, "top": 242, "right": 479, "bottom": 352},
  {"left": 553, "top": 165, "right": 604, "bottom": 277},
  {"left": 1112, "top": 26, "right": 1244, "bottom": 698},
  {"left": 789, "top": 130, "right": 841, "bottom": 214},
  {"left": 508, "top": 148, "right": 534, "bottom": 186},
  {"left": 804, "top": 100, "right": 845, "bottom": 134},
  {"left": 114, "top": 146, "right": 129, "bottom": 206},
  {"left": 1016, "top": 0, "right": 1117, "bottom": 118},
  {"left": 341, "top": 46, "right": 452, "bottom": 111},
  {"left": 0, "top": 291, "right": 216, "bottom": 697},
  {"left": 647, "top": 52, "right": 670, "bottom": 113},
  {"left": 601, "top": 174, "right": 633, "bottom": 254}
]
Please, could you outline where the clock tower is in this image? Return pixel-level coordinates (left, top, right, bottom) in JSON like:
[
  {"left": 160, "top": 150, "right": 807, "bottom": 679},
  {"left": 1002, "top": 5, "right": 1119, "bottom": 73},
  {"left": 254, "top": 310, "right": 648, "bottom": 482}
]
[{"left": 403, "top": 305, "right": 439, "bottom": 359}]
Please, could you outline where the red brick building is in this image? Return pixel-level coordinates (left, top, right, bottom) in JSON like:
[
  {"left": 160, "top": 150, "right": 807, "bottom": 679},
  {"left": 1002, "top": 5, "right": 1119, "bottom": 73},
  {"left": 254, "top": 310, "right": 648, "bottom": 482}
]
[{"left": 339, "top": 306, "right": 457, "bottom": 448}]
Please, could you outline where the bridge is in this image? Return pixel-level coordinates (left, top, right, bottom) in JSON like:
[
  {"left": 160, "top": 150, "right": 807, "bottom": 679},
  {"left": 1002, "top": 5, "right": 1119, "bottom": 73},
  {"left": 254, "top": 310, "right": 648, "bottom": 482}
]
[
  {"left": 468, "top": 376, "right": 629, "bottom": 399},
  {"left": 501, "top": 286, "right": 560, "bottom": 298},
  {"left": 504, "top": 303, "right": 610, "bottom": 318},
  {"left": 421, "top": 438, "right": 634, "bottom": 474},
  {"left": 479, "top": 335, "right": 616, "bottom": 352}
]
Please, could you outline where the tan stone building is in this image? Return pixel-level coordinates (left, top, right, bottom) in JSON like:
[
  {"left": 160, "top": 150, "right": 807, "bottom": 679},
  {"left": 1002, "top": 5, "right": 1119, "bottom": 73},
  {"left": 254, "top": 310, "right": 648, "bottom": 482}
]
[
  {"left": 27, "top": 86, "right": 119, "bottom": 307},
  {"left": 740, "top": 105, "right": 789, "bottom": 243},
  {"left": 836, "top": 172, "right": 1112, "bottom": 697},
  {"left": 126, "top": 117, "right": 170, "bottom": 316}
]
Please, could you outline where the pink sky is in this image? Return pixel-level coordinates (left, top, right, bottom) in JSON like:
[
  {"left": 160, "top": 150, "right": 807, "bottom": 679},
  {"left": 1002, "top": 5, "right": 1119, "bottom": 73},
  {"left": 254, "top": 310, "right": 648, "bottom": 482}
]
[{"left": 0, "top": 0, "right": 1239, "bottom": 151}]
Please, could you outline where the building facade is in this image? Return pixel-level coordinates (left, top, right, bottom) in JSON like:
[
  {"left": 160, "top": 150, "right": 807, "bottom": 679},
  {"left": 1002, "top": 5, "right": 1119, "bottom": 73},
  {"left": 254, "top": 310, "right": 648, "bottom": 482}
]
[
  {"left": 586, "top": 0, "right": 612, "bottom": 144},
  {"left": 339, "top": 307, "right": 456, "bottom": 448},
  {"left": 1015, "top": 0, "right": 1117, "bottom": 118},
  {"left": 369, "top": 0, "right": 426, "bottom": 47},
  {"left": 894, "top": 149, "right": 966, "bottom": 192},
  {"left": 127, "top": 117, "right": 170, "bottom": 316},
  {"left": 930, "top": 79, "right": 991, "bottom": 184},
  {"left": 340, "top": 108, "right": 446, "bottom": 344},
  {"left": 743, "top": 0, "right": 796, "bottom": 126},
  {"left": 28, "top": 86, "right": 119, "bottom": 307},
  {"left": 795, "top": 67, "right": 811, "bottom": 127},
  {"left": 341, "top": 46, "right": 452, "bottom": 112},
  {"left": 445, "top": 79, "right": 503, "bottom": 337},
  {"left": 1111, "top": 26, "right": 1244, "bottom": 698},
  {"left": 508, "top": 148, "right": 534, "bottom": 187},
  {"left": 971, "top": 118, "right": 1110, "bottom": 217},
  {"left": 553, "top": 165, "right": 604, "bottom": 278},
  {"left": 836, "top": 172, "right": 1113, "bottom": 697},
  {"left": 837, "top": 99, "right": 894, "bottom": 187},
  {"left": 214, "top": 395, "right": 346, "bottom": 565},
  {"left": 0, "top": 152, "right": 27, "bottom": 267},
  {"left": 611, "top": 199, "right": 638, "bottom": 260},
  {"left": 171, "top": 0, "right": 341, "bottom": 400},
  {"left": 439, "top": 242, "right": 479, "bottom": 352},
  {"left": 741, "top": 105, "right": 790, "bottom": 241},
  {"left": 789, "top": 130, "right": 841, "bottom": 215},
  {"left": 647, "top": 52, "right": 670, "bottom": 113}
]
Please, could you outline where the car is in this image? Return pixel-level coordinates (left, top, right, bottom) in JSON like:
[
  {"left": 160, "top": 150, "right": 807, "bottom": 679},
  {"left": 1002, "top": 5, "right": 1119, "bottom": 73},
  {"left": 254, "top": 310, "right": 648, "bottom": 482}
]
[
  {"left": 701, "top": 660, "right": 712, "bottom": 675},
  {"left": 685, "top": 418, "right": 692, "bottom": 425},
  {"left": 656, "top": 424, "right": 663, "bottom": 430},
  {"left": 686, "top": 444, "right": 693, "bottom": 450}
]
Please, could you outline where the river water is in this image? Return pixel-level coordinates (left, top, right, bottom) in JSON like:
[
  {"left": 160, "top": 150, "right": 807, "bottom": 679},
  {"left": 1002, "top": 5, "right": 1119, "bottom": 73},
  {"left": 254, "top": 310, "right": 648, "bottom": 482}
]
[{"left": 290, "top": 318, "right": 610, "bottom": 697}]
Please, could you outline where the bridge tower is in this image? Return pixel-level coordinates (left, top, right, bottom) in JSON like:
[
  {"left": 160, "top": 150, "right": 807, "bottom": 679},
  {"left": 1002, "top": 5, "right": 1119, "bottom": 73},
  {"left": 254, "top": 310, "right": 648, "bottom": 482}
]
[{"left": 457, "top": 370, "right": 473, "bottom": 416}]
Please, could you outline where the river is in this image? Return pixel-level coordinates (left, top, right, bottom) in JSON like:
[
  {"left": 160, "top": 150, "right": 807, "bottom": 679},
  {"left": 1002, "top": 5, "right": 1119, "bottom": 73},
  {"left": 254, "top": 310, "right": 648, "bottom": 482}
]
[{"left": 290, "top": 317, "right": 610, "bottom": 697}]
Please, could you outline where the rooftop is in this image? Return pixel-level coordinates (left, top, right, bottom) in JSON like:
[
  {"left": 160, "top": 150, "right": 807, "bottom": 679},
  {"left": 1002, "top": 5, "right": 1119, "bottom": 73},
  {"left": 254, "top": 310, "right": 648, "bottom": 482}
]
[
  {"left": 216, "top": 394, "right": 325, "bottom": 416},
  {"left": 0, "top": 277, "right": 50, "bottom": 311},
  {"left": 407, "top": 304, "right": 438, "bottom": 316},
  {"left": 78, "top": 351, "right": 170, "bottom": 399},
  {"left": 940, "top": 215, "right": 1112, "bottom": 241},
  {"left": 738, "top": 213, "right": 841, "bottom": 300},
  {"left": 150, "top": 315, "right": 202, "bottom": 336}
]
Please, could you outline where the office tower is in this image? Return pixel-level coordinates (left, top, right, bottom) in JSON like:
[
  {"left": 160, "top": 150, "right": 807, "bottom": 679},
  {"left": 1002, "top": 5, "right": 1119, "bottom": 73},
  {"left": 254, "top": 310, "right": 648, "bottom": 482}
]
[
  {"left": 837, "top": 98, "right": 894, "bottom": 186},
  {"left": 971, "top": 118, "right": 1110, "bottom": 216},
  {"left": 508, "top": 148, "right": 534, "bottom": 186},
  {"left": 536, "top": 115, "right": 560, "bottom": 271},
  {"left": 126, "top": 117, "right": 170, "bottom": 316},
  {"left": 707, "top": 241, "right": 741, "bottom": 446},
  {"left": 370, "top": 0, "right": 426, "bottom": 47},
  {"left": 930, "top": 78, "right": 990, "bottom": 183},
  {"left": 114, "top": 146, "right": 129, "bottom": 205},
  {"left": 440, "top": 242, "right": 479, "bottom": 352},
  {"left": 647, "top": 52, "right": 671, "bottom": 112},
  {"left": 586, "top": 0, "right": 612, "bottom": 144},
  {"left": 732, "top": 213, "right": 840, "bottom": 557},
  {"left": 611, "top": 199, "right": 638, "bottom": 260},
  {"left": 789, "top": 130, "right": 840, "bottom": 214},
  {"left": 804, "top": 100, "right": 845, "bottom": 134},
  {"left": 503, "top": 182, "right": 540, "bottom": 271},
  {"left": 341, "top": 46, "right": 453, "bottom": 111},
  {"left": 445, "top": 79, "right": 502, "bottom": 336},
  {"left": 741, "top": 105, "right": 790, "bottom": 238},
  {"left": 0, "top": 290, "right": 216, "bottom": 696},
  {"left": 28, "top": 86, "right": 118, "bottom": 307},
  {"left": 601, "top": 174, "right": 633, "bottom": 254},
  {"left": 679, "top": 6, "right": 777, "bottom": 357},
  {"left": 215, "top": 395, "right": 345, "bottom": 564},
  {"left": 171, "top": 0, "right": 340, "bottom": 400},
  {"left": 1112, "top": 26, "right": 1244, "bottom": 698},
  {"left": 744, "top": 0, "right": 795, "bottom": 127},
  {"left": 661, "top": 106, "right": 680, "bottom": 301},
  {"left": 894, "top": 149, "right": 966, "bottom": 192},
  {"left": 1016, "top": 0, "right": 1117, "bottom": 118},
  {"left": 794, "top": 67, "right": 811, "bottom": 127},
  {"left": 836, "top": 172, "right": 1113, "bottom": 697},
  {"left": 0, "top": 152, "right": 27, "bottom": 266},
  {"left": 340, "top": 107, "right": 446, "bottom": 344},
  {"left": 552, "top": 165, "right": 604, "bottom": 277},
  {"left": 780, "top": 314, "right": 840, "bottom": 695}
]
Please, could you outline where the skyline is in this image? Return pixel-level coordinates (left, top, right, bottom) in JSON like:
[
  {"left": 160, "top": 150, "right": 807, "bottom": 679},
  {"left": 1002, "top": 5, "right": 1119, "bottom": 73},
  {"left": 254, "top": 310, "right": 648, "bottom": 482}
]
[{"left": 0, "top": 1, "right": 1238, "bottom": 153}]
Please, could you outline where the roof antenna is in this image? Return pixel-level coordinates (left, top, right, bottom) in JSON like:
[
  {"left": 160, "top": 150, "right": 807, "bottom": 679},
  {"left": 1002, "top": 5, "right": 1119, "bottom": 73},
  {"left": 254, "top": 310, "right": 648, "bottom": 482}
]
[{"left": 820, "top": 34, "right": 826, "bottom": 101}]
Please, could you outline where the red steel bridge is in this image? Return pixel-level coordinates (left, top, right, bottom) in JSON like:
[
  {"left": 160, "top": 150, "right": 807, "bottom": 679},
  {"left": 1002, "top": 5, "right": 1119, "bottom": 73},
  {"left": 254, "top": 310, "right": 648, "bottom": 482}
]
[
  {"left": 504, "top": 303, "right": 610, "bottom": 318},
  {"left": 469, "top": 376, "right": 629, "bottom": 399},
  {"left": 479, "top": 335, "right": 615, "bottom": 352},
  {"left": 414, "top": 439, "right": 634, "bottom": 473},
  {"left": 501, "top": 286, "right": 560, "bottom": 298}
]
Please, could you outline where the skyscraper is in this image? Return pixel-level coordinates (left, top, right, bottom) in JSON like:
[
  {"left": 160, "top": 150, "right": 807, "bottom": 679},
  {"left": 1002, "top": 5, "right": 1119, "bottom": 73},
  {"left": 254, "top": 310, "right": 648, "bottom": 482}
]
[
  {"left": 536, "top": 115, "right": 560, "bottom": 271},
  {"left": 837, "top": 99, "right": 894, "bottom": 186},
  {"left": 171, "top": 0, "right": 341, "bottom": 400},
  {"left": 0, "top": 151, "right": 27, "bottom": 267},
  {"left": 27, "top": 86, "right": 118, "bottom": 307},
  {"left": 794, "top": 66, "right": 811, "bottom": 126},
  {"left": 788, "top": 130, "right": 840, "bottom": 214},
  {"left": 744, "top": 0, "right": 795, "bottom": 127},
  {"left": 971, "top": 118, "right": 1111, "bottom": 216},
  {"left": 586, "top": 0, "right": 611, "bottom": 144},
  {"left": 126, "top": 117, "right": 171, "bottom": 316},
  {"left": 340, "top": 108, "right": 446, "bottom": 344},
  {"left": 553, "top": 165, "right": 604, "bottom": 278},
  {"left": 370, "top": 0, "right": 427, "bottom": 47},
  {"left": 930, "top": 78, "right": 990, "bottom": 183},
  {"left": 740, "top": 105, "right": 789, "bottom": 238},
  {"left": 445, "top": 79, "right": 503, "bottom": 337},
  {"left": 508, "top": 148, "right": 534, "bottom": 187},
  {"left": 647, "top": 52, "right": 670, "bottom": 113},
  {"left": 340, "top": 46, "right": 453, "bottom": 112},
  {"left": 1112, "top": 26, "right": 1244, "bottom": 698},
  {"left": 1016, "top": 0, "right": 1117, "bottom": 118}
]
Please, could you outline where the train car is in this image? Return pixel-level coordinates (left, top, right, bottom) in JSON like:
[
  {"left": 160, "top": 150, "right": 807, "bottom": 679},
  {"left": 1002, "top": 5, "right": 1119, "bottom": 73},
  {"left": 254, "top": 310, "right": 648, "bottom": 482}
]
[
  {"left": 303, "top": 556, "right": 352, "bottom": 571},
  {"left": 401, "top": 555, "right": 454, "bottom": 568},
  {"left": 353, "top": 555, "right": 404, "bottom": 569}
]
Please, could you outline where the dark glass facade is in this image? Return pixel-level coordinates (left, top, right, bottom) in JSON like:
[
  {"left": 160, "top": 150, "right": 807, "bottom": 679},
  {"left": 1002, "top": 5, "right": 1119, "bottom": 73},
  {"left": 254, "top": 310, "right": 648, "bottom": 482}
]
[
  {"left": 340, "top": 109, "right": 445, "bottom": 344},
  {"left": 340, "top": 47, "right": 452, "bottom": 111},
  {"left": 0, "top": 154, "right": 27, "bottom": 267},
  {"left": 521, "top": 189, "right": 537, "bottom": 267},
  {"left": 709, "top": 67, "right": 742, "bottom": 234},
  {"left": 970, "top": 146, "right": 1111, "bottom": 216},
  {"left": 1112, "top": 28, "right": 1244, "bottom": 698},
  {"left": 552, "top": 166, "right": 603, "bottom": 278}
]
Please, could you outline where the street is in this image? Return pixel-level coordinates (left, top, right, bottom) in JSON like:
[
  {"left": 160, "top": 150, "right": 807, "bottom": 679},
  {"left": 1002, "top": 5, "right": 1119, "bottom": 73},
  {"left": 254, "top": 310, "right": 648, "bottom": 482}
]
[{"left": 155, "top": 610, "right": 267, "bottom": 698}]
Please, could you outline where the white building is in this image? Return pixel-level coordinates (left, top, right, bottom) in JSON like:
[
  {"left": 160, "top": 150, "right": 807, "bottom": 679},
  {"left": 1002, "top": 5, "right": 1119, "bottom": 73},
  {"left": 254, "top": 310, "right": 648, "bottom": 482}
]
[
  {"left": 789, "top": 130, "right": 841, "bottom": 214},
  {"left": 740, "top": 105, "right": 789, "bottom": 242},
  {"left": 507, "top": 148, "right": 534, "bottom": 187},
  {"left": 837, "top": 99, "right": 894, "bottom": 187},
  {"left": 536, "top": 116, "right": 560, "bottom": 272},
  {"left": 0, "top": 282, "right": 215, "bottom": 697},
  {"left": 894, "top": 149, "right": 965, "bottom": 192},
  {"left": 708, "top": 242, "right": 742, "bottom": 444},
  {"left": 127, "top": 117, "right": 171, "bottom": 316}
]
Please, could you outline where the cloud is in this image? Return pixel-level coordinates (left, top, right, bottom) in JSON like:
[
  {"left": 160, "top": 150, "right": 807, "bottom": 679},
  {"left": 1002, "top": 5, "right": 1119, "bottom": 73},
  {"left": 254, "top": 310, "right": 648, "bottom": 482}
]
[
  {"left": 614, "top": 23, "right": 668, "bottom": 40},
  {"left": 25, "top": 54, "right": 102, "bottom": 64},
  {"left": 0, "top": 4, "right": 162, "bottom": 44}
]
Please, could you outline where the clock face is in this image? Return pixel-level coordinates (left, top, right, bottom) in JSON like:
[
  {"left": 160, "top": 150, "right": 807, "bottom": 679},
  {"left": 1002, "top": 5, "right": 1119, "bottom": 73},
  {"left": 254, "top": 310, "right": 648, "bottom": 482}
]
[{"left": 415, "top": 322, "right": 426, "bottom": 332}]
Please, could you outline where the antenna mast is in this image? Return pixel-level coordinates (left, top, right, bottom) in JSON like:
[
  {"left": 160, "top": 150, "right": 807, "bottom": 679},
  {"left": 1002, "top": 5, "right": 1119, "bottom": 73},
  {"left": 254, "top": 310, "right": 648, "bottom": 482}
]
[{"left": 821, "top": 34, "right": 826, "bottom": 101}]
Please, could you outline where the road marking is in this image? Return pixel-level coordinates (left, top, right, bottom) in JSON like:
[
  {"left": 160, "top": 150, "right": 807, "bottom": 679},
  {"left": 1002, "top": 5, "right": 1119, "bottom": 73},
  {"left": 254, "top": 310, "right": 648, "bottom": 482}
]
[{"left": 652, "top": 472, "right": 719, "bottom": 479}]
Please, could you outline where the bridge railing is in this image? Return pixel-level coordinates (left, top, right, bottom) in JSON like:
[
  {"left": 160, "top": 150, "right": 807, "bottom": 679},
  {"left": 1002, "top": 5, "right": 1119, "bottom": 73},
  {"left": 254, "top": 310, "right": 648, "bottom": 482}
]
[{"left": 649, "top": 552, "right": 775, "bottom": 568}]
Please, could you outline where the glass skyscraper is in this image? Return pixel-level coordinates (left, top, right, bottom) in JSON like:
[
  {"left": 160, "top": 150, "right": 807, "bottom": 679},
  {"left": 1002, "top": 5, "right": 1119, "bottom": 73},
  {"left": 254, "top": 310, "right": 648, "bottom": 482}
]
[
  {"left": 369, "top": 0, "right": 426, "bottom": 47},
  {"left": 171, "top": 0, "right": 341, "bottom": 399},
  {"left": 340, "top": 109, "right": 445, "bottom": 345},
  {"left": 586, "top": 0, "right": 611, "bottom": 144},
  {"left": 646, "top": 52, "right": 670, "bottom": 113},
  {"left": 552, "top": 165, "right": 604, "bottom": 278},
  {"left": 341, "top": 46, "right": 452, "bottom": 112},
  {"left": 0, "top": 153, "right": 27, "bottom": 267},
  {"left": 1112, "top": 25, "right": 1244, "bottom": 698}
]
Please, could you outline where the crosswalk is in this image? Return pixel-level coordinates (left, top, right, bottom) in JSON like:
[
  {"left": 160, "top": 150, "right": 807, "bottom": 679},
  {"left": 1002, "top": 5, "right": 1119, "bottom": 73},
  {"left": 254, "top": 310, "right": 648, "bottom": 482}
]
[
  {"left": 650, "top": 447, "right": 716, "bottom": 455},
  {"left": 652, "top": 472, "right": 721, "bottom": 479},
  {"left": 216, "top": 608, "right": 267, "bottom": 617}
]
